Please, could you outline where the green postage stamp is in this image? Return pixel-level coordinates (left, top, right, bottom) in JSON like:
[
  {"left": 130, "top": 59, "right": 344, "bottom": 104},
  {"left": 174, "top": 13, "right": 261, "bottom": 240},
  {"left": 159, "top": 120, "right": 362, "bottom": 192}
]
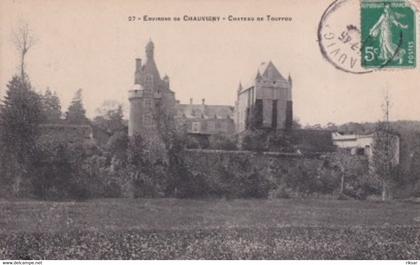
[{"left": 361, "top": 0, "right": 416, "bottom": 68}]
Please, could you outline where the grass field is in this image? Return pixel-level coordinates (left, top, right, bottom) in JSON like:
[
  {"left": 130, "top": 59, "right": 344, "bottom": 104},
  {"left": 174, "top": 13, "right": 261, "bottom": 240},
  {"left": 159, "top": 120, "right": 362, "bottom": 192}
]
[{"left": 1, "top": 198, "right": 420, "bottom": 259}]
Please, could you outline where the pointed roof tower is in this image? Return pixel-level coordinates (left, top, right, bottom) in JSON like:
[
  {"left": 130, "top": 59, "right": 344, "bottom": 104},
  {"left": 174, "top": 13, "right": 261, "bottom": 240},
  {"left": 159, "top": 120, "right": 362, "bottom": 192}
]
[
  {"left": 256, "top": 70, "right": 262, "bottom": 80},
  {"left": 237, "top": 82, "right": 243, "bottom": 93},
  {"left": 258, "top": 61, "right": 287, "bottom": 81},
  {"left": 142, "top": 39, "right": 161, "bottom": 84},
  {"left": 145, "top": 39, "right": 154, "bottom": 60}
]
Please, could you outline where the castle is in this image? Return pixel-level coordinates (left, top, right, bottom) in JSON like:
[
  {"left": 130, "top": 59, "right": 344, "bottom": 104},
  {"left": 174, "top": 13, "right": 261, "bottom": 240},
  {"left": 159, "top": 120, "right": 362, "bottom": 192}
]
[{"left": 129, "top": 41, "right": 293, "bottom": 140}]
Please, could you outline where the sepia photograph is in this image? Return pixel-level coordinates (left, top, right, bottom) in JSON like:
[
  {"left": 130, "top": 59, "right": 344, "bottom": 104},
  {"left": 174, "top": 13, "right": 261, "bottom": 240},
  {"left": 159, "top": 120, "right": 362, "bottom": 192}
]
[{"left": 0, "top": 0, "right": 419, "bottom": 262}]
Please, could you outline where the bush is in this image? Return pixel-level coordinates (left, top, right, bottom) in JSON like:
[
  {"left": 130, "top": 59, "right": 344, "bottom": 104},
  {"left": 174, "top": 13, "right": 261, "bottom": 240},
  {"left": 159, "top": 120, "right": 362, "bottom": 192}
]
[
  {"left": 102, "top": 181, "right": 122, "bottom": 198},
  {"left": 269, "top": 186, "right": 291, "bottom": 199},
  {"left": 342, "top": 174, "right": 381, "bottom": 200},
  {"left": 31, "top": 139, "right": 107, "bottom": 200},
  {"left": 170, "top": 153, "right": 275, "bottom": 199},
  {"left": 184, "top": 135, "right": 202, "bottom": 149},
  {"left": 173, "top": 171, "right": 212, "bottom": 198},
  {"left": 241, "top": 130, "right": 267, "bottom": 151}
]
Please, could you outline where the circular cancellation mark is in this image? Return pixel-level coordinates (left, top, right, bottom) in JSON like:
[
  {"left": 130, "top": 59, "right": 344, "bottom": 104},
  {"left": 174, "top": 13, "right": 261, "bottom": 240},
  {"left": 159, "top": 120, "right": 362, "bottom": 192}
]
[
  {"left": 318, "top": 0, "right": 417, "bottom": 74},
  {"left": 318, "top": 0, "right": 372, "bottom": 74}
]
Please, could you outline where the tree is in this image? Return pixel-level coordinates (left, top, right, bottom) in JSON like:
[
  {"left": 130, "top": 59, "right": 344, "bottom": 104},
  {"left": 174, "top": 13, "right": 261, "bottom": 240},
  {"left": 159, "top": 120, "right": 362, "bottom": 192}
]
[
  {"left": 372, "top": 123, "right": 399, "bottom": 201},
  {"left": 325, "top": 122, "right": 338, "bottom": 131},
  {"left": 41, "top": 87, "right": 62, "bottom": 122},
  {"left": 304, "top": 123, "right": 323, "bottom": 130},
  {"left": 292, "top": 119, "right": 302, "bottom": 129},
  {"left": 93, "top": 100, "right": 125, "bottom": 134},
  {"left": 66, "top": 89, "right": 89, "bottom": 124},
  {"left": 106, "top": 131, "right": 129, "bottom": 161},
  {"left": 372, "top": 91, "right": 398, "bottom": 201},
  {"left": 12, "top": 22, "right": 36, "bottom": 81},
  {"left": 0, "top": 76, "right": 43, "bottom": 194}
]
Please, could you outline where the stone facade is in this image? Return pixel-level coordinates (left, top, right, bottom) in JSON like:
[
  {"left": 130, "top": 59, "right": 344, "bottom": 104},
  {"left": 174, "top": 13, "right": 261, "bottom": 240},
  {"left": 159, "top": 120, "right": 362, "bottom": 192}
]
[
  {"left": 175, "top": 98, "right": 235, "bottom": 136},
  {"left": 235, "top": 61, "right": 293, "bottom": 133}
]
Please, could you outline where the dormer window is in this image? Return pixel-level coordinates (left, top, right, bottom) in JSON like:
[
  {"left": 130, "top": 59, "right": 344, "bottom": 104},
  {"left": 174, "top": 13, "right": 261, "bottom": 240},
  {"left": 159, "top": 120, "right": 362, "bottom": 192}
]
[
  {"left": 192, "top": 122, "right": 200, "bottom": 133},
  {"left": 145, "top": 74, "right": 153, "bottom": 87}
]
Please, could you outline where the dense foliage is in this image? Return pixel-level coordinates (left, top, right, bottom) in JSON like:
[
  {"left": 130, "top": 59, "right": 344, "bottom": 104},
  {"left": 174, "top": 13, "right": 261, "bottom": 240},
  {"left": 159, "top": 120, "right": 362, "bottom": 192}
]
[
  {"left": 41, "top": 88, "right": 62, "bottom": 122},
  {"left": 0, "top": 76, "right": 43, "bottom": 196},
  {"left": 65, "top": 89, "right": 89, "bottom": 124}
]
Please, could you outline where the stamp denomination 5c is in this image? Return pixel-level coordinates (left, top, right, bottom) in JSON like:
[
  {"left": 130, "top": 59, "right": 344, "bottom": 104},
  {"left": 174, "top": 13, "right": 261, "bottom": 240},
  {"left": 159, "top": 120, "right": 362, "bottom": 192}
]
[
  {"left": 361, "top": 0, "right": 416, "bottom": 68},
  {"left": 318, "top": 0, "right": 417, "bottom": 73}
]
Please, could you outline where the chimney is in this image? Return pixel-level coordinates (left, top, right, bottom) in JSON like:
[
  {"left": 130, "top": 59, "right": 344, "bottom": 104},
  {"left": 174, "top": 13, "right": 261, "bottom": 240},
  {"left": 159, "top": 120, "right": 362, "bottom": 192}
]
[
  {"left": 189, "top": 98, "right": 193, "bottom": 105},
  {"left": 135, "top": 58, "right": 142, "bottom": 72},
  {"left": 202, "top": 98, "right": 205, "bottom": 105}
]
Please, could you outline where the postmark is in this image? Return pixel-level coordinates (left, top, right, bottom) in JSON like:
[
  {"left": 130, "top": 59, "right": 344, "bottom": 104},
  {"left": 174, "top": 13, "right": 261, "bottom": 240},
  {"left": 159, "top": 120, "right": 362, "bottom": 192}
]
[
  {"left": 361, "top": 0, "right": 416, "bottom": 68},
  {"left": 318, "top": 0, "right": 371, "bottom": 74},
  {"left": 318, "top": 0, "right": 418, "bottom": 73}
]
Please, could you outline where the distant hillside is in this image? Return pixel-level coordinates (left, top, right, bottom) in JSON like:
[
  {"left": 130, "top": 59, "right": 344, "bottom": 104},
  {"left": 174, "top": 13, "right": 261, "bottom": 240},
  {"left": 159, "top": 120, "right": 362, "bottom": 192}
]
[{"left": 337, "top": 120, "right": 420, "bottom": 134}]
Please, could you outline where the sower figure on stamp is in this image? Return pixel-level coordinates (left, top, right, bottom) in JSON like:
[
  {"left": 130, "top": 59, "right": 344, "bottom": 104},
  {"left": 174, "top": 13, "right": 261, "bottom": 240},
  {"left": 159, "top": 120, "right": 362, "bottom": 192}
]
[{"left": 369, "top": 4, "right": 408, "bottom": 64}]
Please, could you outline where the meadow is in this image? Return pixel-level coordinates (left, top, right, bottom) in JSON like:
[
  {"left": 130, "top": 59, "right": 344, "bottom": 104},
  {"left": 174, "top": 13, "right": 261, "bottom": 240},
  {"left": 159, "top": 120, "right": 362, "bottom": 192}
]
[{"left": 1, "top": 198, "right": 419, "bottom": 259}]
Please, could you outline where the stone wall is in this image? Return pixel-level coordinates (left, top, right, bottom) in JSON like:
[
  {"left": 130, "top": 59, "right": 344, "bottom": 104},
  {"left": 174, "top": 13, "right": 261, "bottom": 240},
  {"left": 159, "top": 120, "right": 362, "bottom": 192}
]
[{"left": 181, "top": 149, "right": 370, "bottom": 198}]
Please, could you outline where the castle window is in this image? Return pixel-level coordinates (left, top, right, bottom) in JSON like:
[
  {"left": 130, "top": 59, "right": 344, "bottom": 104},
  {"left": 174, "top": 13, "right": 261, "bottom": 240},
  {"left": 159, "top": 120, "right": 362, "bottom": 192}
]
[
  {"left": 145, "top": 74, "right": 153, "bottom": 87},
  {"left": 356, "top": 148, "right": 365, "bottom": 155},
  {"left": 143, "top": 114, "right": 153, "bottom": 125},
  {"left": 208, "top": 121, "right": 215, "bottom": 131},
  {"left": 192, "top": 122, "right": 200, "bottom": 133},
  {"left": 221, "top": 122, "right": 228, "bottom": 131},
  {"left": 144, "top": 99, "right": 152, "bottom": 108}
]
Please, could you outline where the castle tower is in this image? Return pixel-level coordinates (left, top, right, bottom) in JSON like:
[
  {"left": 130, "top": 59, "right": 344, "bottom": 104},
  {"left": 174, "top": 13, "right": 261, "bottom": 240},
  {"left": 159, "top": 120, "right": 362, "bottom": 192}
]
[
  {"left": 235, "top": 61, "right": 293, "bottom": 132},
  {"left": 128, "top": 40, "right": 176, "bottom": 141},
  {"left": 145, "top": 40, "right": 154, "bottom": 59}
]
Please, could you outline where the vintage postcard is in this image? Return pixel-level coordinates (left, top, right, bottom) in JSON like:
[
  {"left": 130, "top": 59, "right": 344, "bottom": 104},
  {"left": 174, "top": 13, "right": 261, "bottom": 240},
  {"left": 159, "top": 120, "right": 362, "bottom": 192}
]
[{"left": 0, "top": 0, "right": 420, "bottom": 262}]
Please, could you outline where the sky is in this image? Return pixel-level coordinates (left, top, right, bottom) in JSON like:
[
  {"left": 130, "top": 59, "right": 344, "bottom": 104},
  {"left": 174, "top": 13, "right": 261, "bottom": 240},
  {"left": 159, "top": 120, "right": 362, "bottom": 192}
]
[{"left": 0, "top": 0, "right": 419, "bottom": 126}]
